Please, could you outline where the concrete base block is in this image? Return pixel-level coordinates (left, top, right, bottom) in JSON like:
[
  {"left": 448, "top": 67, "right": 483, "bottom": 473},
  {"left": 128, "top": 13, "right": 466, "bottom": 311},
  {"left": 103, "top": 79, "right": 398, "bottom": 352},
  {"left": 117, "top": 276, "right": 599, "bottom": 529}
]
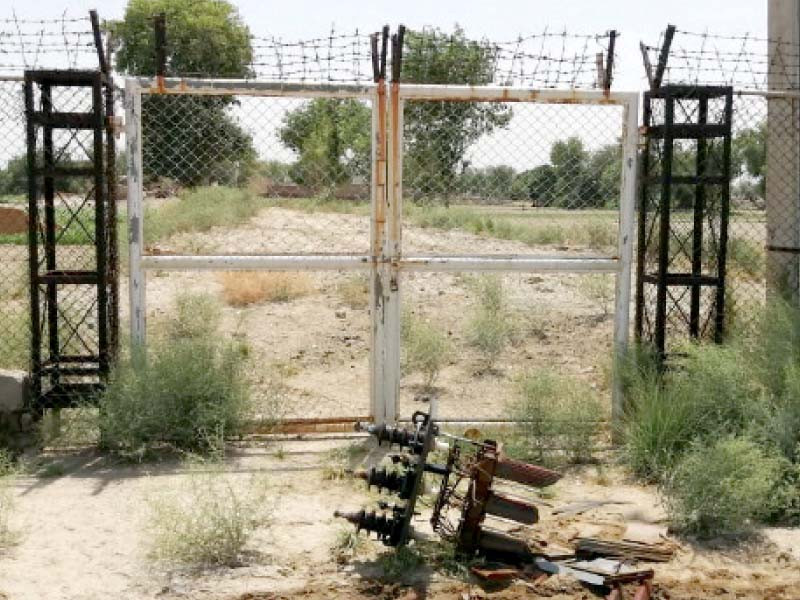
[{"left": 0, "top": 369, "right": 29, "bottom": 412}]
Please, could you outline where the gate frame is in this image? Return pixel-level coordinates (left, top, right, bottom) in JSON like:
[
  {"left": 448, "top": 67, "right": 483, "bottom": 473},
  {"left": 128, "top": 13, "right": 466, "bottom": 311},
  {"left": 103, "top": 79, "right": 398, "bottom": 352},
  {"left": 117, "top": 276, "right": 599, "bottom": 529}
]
[{"left": 125, "top": 77, "right": 639, "bottom": 426}]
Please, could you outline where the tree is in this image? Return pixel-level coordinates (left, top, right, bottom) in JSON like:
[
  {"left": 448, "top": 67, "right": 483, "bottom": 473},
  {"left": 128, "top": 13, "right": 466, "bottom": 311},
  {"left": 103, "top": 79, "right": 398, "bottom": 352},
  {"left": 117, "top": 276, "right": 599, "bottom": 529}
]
[
  {"left": 111, "top": 0, "right": 256, "bottom": 186},
  {"left": 278, "top": 99, "right": 371, "bottom": 190},
  {"left": 732, "top": 123, "right": 766, "bottom": 203},
  {"left": 401, "top": 27, "right": 512, "bottom": 206},
  {"left": 510, "top": 165, "right": 558, "bottom": 206}
]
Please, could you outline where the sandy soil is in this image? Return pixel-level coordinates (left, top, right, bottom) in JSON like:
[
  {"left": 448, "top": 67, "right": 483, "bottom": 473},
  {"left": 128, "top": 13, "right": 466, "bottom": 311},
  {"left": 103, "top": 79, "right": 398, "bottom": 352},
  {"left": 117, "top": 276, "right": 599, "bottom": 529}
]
[
  {"left": 1, "top": 438, "right": 798, "bottom": 600},
  {"left": 132, "top": 205, "right": 616, "bottom": 421}
]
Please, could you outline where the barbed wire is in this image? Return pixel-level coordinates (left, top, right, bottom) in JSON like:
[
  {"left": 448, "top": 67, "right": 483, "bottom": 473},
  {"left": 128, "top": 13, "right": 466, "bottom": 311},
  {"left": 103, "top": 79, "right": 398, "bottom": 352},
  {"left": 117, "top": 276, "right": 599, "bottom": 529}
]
[
  {"left": 0, "top": 11, "right": 96, "bottom": 73},
  {"left": 401, "top": 28, "right": 616, "bottom": 89},
  {"left": 642, "top": 27, "right": 800, "bottom": 91},
  {"left": 248, "top": 29, "right": 373, "bottom": 82}
]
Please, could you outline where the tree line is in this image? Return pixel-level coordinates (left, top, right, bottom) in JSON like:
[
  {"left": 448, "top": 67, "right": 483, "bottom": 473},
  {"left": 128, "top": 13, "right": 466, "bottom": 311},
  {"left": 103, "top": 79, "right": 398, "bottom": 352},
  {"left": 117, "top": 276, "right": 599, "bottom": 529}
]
[{"left": 0, "top": 0, "right": 769, "bottom": 210}]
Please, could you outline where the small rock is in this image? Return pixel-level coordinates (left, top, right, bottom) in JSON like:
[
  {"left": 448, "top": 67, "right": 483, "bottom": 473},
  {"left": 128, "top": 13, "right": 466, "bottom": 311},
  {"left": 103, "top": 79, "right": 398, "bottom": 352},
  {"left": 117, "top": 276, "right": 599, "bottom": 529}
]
[{"left": 335, "top": 309, "right": 347, "bottom": 319}]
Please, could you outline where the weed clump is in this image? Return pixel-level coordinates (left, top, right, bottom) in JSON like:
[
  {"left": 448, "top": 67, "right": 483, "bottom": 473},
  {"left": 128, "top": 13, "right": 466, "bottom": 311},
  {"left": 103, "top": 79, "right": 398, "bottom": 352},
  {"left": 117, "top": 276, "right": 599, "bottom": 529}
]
[
  {"left": 664, "top": 437, "right": 782, "bottom": 538},
  {"left": 99, "top": 294, "right": 252, "bottom": 459},
  {"left": 336, "top": 274, "right": 370, "bottom": 310},
  {"left": 401, "top": 311, "right": 450, "bottom": 389},
  {"left": 507, "top": 369, "right": 603, "bottom": 466},
  {"left": 466, "top": 276, "right": 515, "bottom": 371},
  {"left": 147, "top": 469, "right": 270, "bottom": 567},
  {"left": 144, "top": 186, "right": 260, "bottom": 244},
  {"left": 620, "top": 299, "right": 800, "bottom": 534}
]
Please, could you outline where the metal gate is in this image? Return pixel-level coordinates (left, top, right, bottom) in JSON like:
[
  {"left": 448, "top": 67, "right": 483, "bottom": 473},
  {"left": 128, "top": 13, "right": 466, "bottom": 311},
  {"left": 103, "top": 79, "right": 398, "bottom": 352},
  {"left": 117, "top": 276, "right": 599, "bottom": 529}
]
[{"left": 125, "top": 77, "right": 638, "bottom": 425}]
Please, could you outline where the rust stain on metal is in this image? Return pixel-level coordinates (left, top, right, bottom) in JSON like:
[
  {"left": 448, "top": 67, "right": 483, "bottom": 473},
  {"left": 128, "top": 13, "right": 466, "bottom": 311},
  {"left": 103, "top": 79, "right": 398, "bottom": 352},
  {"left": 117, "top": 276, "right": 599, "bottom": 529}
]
[{"left": 246, "top": 416, "right": 372, "bottom": 435}]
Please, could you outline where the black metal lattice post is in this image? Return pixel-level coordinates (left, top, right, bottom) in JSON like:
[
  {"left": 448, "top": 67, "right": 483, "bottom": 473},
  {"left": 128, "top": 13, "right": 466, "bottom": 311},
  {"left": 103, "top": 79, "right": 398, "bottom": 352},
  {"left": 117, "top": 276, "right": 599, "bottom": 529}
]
[
  {"left": 24, "top": 69, "right": 117, "bottom": 410},
  {"left": 636, "top": 85, "right": 733, "bottom": 360}
]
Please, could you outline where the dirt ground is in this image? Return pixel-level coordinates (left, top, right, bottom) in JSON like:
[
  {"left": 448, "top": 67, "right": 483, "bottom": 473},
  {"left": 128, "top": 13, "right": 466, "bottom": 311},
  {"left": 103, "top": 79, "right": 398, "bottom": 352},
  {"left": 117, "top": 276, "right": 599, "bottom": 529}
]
[
  {"left": 133, "top": 204, "right": 618, "bottom": 421},
  {"left": 1, "top": 437, "right": 799, "bottom": 600}
]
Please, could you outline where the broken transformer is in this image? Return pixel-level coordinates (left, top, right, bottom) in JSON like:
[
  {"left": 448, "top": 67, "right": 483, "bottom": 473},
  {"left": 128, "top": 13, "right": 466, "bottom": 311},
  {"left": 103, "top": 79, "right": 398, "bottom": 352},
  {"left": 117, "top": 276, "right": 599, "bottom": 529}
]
[{"left": 335, "top": 411, "right": 655, "bottom": 599}]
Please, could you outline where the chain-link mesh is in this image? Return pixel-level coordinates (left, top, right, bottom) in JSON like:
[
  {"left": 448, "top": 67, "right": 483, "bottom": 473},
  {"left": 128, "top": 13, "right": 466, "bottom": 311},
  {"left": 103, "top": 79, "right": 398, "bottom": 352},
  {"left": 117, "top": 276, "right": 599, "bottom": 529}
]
[
  {"left": 139, "top": 92, "right": 373, "bottom": 256},
  {"left": 402, "top": 100, "right": 625, "bottom": 256},
  {"left": 0, "top": 78, "right": 28, "bottom": 372},
  {"left": 640, "top": 27, "right": 800, "bottom": 338}
]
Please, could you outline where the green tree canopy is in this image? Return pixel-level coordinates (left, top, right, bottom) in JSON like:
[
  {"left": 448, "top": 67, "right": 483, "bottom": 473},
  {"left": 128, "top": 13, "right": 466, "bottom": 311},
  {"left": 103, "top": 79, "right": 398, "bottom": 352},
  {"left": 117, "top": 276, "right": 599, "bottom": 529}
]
[
  {"left": 112, "top": 0, "right": 252, "bottom": 77},
  {"left": 278, "top": 99, "right": 371, "bottom": 189},
  {"left": 402, "top": 26, "right": 512, "bottom": 205},
  {"left": 112, "top": 0, "right": 255, "bottom": 186}
]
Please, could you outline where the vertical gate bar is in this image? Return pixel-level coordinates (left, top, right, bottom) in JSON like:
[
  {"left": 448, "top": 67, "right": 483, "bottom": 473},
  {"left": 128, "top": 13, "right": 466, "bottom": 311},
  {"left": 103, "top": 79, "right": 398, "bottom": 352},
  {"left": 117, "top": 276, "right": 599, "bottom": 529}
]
[
  {"left": 611, "top": 95, "right": 640, "bottom": 431},
  {"left": 383, "top": 86, "right": 403, "bottom": 424},
  {"left": 41, "top": 82, "right": 59, "bottom": 388},
  {"left": 655, "top": 92, "right": 674, "bottom": 358},
  {"left": 125, "top": 79, "right": 146, "bottom": 346},
  {"left": 25, "top": 74, "right": 42, "bottom": 403},
  {"left": 370, "top": 81, "right": 387, "bottom": 423},
  {"left": 689, "top": 96, "right": 708, "bottom": 337},
  {"left": 93, "top": 73, "right": 109, "bottom": 376},
  {"left": 715, "top": 89, "right": 733, "bottom": 342},
  {"left": 635, "top": 92, "right": 652, "bottom": 340},
  {"left": 105, "top": 72, "right": 119, "bottom": 360}
]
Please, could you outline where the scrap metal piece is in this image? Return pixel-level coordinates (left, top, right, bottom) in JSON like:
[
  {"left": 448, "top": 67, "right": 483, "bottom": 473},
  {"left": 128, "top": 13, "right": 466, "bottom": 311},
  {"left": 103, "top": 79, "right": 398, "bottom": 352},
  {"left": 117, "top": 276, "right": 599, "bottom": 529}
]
[
  {"left": 494, "top": 456, "right": 562, "bottom": 488},
  {"left": 575, "top": 537, "right": 675, "bottom": 563}
]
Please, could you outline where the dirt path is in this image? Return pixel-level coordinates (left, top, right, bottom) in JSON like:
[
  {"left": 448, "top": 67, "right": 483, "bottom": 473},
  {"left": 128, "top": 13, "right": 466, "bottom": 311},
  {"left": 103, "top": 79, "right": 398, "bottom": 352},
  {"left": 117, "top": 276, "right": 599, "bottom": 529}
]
[{"left": 1, "top": 440, "right": 798, "bottom": 600}]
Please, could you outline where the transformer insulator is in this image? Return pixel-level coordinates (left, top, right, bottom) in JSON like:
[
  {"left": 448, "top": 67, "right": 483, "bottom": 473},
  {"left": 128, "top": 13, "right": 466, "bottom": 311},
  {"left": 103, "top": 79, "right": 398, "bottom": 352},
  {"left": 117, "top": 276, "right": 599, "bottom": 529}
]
[
  {"left": 362, "top": 423, "right": 424, "bottom": 454},
  {"left": 357, "top": 466, "right": 415, "bottom": 499},
  {"left": 334, "top": 509, "right": 404, "bottom": 546}
]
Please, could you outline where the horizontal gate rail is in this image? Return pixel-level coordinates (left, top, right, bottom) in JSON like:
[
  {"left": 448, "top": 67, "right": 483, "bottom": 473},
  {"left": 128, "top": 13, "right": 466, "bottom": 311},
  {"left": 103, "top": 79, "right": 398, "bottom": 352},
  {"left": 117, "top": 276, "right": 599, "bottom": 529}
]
[{"left": 126, "top": 76, "right": 639, "bottom": 426}]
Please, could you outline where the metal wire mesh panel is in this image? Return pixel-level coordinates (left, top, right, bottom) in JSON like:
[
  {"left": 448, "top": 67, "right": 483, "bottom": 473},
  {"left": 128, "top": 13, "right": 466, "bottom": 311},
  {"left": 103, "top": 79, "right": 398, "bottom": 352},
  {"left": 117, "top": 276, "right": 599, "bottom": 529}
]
[
  {"left": 140, "top": 269, "right": 371, "bottom": 420},
  {"left": 401, "top": 100, "right": 625, "bottom": 257},
  {"left": 398, "top": 271, "right": 615, "bottom": 421},
  {"left": 0, "top": 78, "right": 28, "bottom": 371},
  {"left": 139, "top": 91, "right": 373, "bottom": 256}
]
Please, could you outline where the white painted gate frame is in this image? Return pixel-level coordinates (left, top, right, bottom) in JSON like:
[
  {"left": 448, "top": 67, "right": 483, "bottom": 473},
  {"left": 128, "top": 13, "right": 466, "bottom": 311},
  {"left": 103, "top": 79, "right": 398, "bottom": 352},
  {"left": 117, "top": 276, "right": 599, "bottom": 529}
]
[{"left": 125, "top": 77, "right": 639, "bottom": 426}]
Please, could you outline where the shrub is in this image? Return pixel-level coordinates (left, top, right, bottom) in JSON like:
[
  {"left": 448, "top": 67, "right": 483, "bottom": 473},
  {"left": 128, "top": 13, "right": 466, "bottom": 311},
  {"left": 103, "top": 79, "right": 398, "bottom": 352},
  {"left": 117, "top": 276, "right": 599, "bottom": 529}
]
[
  {"left": 507, "top": 369, "right": 603, "bottom": 466},
  {"left": 580, "top": 274, "right": 615, "bottom": 316},
  {"left": 144, "top": 186, "right": 261, "bottom": 244},
  {"left": 147, "top": 470, "right": 270, "bottom": 566},
  {"left": 663, "top": 437, "right": 783, "bottom": 538},
  {"left": 218, "top": 271, "right": 310, "bottom": 306},
  {"left": 619, "top": 342, "right": 758, "bottom": 481},
  {"left": 402, "top": 311, "right": 450, "bottom": 389},
  {"left": 99, "top": 293, "right": 251, "bottom": 459},
  {"left": 466, "top": 276, "right": 514, "bottom": 370}
]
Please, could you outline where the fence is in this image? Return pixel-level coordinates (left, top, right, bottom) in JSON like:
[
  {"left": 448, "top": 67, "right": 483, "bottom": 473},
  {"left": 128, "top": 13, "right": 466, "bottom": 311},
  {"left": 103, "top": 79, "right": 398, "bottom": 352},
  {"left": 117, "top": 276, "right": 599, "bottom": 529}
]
[
  {"left": 125, "top": 75, "right": 637, "bottom": 424},
  {"left": 3, "top": 13, "right": 800, "bottom": 426}
]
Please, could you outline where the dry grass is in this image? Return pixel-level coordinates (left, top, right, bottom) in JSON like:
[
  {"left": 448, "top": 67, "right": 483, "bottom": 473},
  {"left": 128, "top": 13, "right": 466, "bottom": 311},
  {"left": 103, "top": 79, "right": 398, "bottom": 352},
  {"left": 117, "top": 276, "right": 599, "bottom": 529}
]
[{"left": 218, "top": 272, "right": 311, "bottom": 306}]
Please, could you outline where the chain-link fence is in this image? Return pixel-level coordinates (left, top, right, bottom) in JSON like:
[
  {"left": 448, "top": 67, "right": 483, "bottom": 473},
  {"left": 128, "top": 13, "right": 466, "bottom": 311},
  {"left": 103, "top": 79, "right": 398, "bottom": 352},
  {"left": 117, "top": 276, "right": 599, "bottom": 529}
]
[
  {"left": 0, "top": 13, "right": 101, "bottom": 376},
  {"left": 0, "top": 77, "right": 28, "bottom": 372},
  {"left": 639, "top": 28, "right": 800, "bottom": 338}
]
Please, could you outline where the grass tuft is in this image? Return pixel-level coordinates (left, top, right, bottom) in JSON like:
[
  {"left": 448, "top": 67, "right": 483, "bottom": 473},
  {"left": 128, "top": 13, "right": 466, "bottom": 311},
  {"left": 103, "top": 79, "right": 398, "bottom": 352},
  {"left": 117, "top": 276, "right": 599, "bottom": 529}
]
[
  {"left": 401, "top": 311, "right": 450, "bottom": 389},
  {"left": 506, "top": 369, "right": 604, "bottom": 466},
  {"left": 336, "top": 274, "right": 370, "bottom": 310},
  {"left": 144, "top": 186, "right": 261, "bottom": 244},
  {"left": 147, "top": 469, "right": 270, "bottom": 567},
  {"left": 466, "top": 276, "right": 515, "bottom": 371}
]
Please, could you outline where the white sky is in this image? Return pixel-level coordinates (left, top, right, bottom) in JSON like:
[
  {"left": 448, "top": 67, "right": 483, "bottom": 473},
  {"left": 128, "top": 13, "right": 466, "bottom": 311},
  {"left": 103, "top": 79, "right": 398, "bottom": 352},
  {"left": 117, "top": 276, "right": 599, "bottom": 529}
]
[
  {"left": 2, "top": 1, "right": 771, "bottom": 170},
  {"left": 7, "top": 0, "right": 769, "bottom": 91}
]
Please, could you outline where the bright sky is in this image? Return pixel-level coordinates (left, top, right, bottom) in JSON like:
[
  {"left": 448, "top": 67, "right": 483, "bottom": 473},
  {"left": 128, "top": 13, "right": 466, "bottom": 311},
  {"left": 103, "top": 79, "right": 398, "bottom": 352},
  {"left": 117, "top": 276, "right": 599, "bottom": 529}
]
[
  {"left": 2, "top": 1, "right": 771, "bottom": 170},
  {"left": 8, "top": 0, "right": 769, "bottom": 91}
]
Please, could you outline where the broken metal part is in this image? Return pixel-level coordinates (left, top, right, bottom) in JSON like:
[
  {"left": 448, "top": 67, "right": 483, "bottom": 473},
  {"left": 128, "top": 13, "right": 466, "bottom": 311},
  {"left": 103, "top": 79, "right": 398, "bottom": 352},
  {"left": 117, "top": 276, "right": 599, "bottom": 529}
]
[
  {"left": 485, "top": 491, "right": 539, "bottom": 524},
  {"left": 575, "top": 537, "right": 675, "bottom": 563},
  {"left": 494, "top": 456, "right": 562, "bottom": 488}
]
